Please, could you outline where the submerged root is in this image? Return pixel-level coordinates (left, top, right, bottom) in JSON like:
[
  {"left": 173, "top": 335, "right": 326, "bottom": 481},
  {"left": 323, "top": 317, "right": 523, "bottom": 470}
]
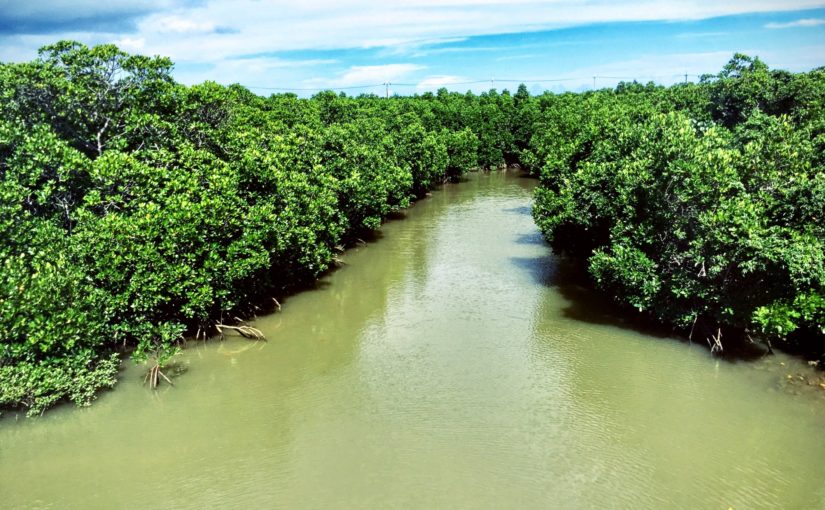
[{"left": 216, "top": 323, "right": 266, "bottom": 340}]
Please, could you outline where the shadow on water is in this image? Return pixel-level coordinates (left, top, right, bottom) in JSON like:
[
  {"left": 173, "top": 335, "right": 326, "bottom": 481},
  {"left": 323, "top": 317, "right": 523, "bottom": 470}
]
[
  {"left": 510, "top": 253, "right": 768, "bottom": 362},
  {"left": 352, "top": 229, "right": 384, "bottom": 244},
  {"left": 279, "top": 281, "right": 334, "bottom": 314},
  {"left": 516, "top": 171, "right": 538, "bottom": 180},
  {"left": 514, "top": 231, "right": 545, "bottom": 245},
  {"left": 503, "top": 205, "right": 533, "bottom": 216},
  {"left": 383, "top": 210, "right": 408, "bottom": 222}
]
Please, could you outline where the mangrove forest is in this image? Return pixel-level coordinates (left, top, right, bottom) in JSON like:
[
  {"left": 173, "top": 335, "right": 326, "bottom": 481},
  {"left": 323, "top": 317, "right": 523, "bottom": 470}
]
[{"left": 1, "top": 42, "right": 823, "bottom": 420}]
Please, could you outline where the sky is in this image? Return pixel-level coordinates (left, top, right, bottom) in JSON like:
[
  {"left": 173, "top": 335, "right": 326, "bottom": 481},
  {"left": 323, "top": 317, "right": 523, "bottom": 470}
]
[{"left": 1, "top": 1, "right": 824, "bottom": 95}]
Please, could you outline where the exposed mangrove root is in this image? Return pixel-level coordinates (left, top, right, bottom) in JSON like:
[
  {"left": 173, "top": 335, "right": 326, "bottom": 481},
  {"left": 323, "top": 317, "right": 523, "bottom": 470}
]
[
  {"left": 688, "top": 314, "right": 698, "bottom": 345},
  {"left": 272, "top": 298, "right": 281, "bottom": 311},
  {"left": 144, "top": 363, "right": 173, "bottom": 389},
  {"left": 216, "top": 323, "right": 266, "bottom": 340},
  {"left": 708, "top": 327, "right": 723, "bottom": 355}
]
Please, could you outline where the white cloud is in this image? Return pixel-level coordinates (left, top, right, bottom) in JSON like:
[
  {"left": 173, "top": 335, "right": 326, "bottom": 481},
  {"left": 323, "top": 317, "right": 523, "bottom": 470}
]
[
  {"left": 746, "top": 44, "right": 825, "bottom": 71},
  {"left": 765, "top": 18, "right": 825, "bottom": 29},
  {"left": 150, "top": 15, "right": 217, "bottom": 33},
  {"left": 13, "top": 0, "right": 817, "bottom": 64},
  {"left": 336, "top": 63, "right": 426, "bottom": 86},
  {"left": 278, "top": 63, "right": 427, "bottom": 95},
  {"left": 2, "top": 0, "right": 824, "bottom": 93},
  {"left": 378, "top": 37, "right": 469, "bottom": 57},
  {"left": 173, "top": 56, "right": 340, "bottom": 88},
  {"left": 556, "top": 50, "right": 742, "bottom": 89},
  {"left": 0, "top": 1, "right": 172, "bottom": 24},
  {"left": 219, "top": 57, "right": 338, "bottom": 73},
  {"left": 416, "top": 75, "right": 469, "bottom": 91},
  {"left": 674, "top": 31, "right": 729, "bottom": 39},
  {"left": 475, "top": 50, "right": 749, "bottom": 93},
  {"left": 114, "top": 36, "right": 145, "bottom": 51},
  {"left": 495, "top": 53, "right": 543, "bottom": 62}
]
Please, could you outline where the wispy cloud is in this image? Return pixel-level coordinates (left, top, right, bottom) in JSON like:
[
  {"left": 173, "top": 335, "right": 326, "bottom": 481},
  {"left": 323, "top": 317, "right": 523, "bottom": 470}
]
[
  {"left": 155, "top": 16, "right": 214, "bottom": 33},
  {"left": 0, "top": 0, "right": 204, "bottom": 35},
  {"left": 495, "top": 53, "right": 543, "bottom": 62},
  {"left": 746, "top": 44, "right": 825, "bottom": 70},
  {"left": 172, "top": 56, "right": 340, "bottom": 89},
  {"left": 549, "top": 50, "right": 745, "bottom": 90},
  {"left": 674, "top": 31, "right": 729, "bottom": 38},
  {"left": 221, "top": 57, "right": 338, "bottom": 73},
  {"left": 231, "top": 56, "right": 339, "bottom": 67},
  {"left": 300, "top": 63, "right": 427, "bottom": 89},
  {"left": 338, "top": 63, "right": 425, "bottom": 85},
  {"left": 765, "top": 18, "right": 825, "bottom": 29},
  {"left": 144, "top": 14, "right": 237, "bottom": 34},
  {"left": 114, "top": 36, "right": 146, "bottom": 51},
  {"left": 4, "top": 1, "right": 825, "bottom": 58},
  {"left": 416, "top": 75, "right": 469, "bottom": 91},
  {"left": 1, "top": 1, "right": 824, "bottom": 94},
  {"left": 377, "top": 37, "right": 468, "bottom": 57}
]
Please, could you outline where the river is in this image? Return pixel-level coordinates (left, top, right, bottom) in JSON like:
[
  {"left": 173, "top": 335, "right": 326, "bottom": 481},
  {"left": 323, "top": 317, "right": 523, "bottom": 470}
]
[{"left": 2, "top": 170, "right": 825, "bottom": 509}]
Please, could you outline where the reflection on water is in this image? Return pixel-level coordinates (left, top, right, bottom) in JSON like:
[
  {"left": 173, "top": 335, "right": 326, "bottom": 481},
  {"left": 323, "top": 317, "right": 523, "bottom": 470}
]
[{"left": 2, "top": 170, "right": 825, "bottom": 509}]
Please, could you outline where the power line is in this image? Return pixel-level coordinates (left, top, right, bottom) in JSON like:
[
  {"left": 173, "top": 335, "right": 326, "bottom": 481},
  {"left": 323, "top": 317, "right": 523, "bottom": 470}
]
[
  {"left": 241, "top": 73, "right": 705, "bottom": 94},
  {"left": 246, "top": 83, "right": 384, "bottom": 91},
  {"left": 392, "top": 79, "right": 489, "bottom": 87},
  {"left": 496, "top": 78, "right": 580, "bottom": 83}
]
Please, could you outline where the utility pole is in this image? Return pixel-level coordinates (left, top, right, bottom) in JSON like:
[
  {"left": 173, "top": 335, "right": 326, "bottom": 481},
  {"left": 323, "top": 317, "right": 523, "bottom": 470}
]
[
  {"left": 491, "top": 76, "right": 494, "bottom": 90},
  {"left": 592, "top": 76, "right": 596, "bottom": 90},
  {"left": 684, "top": 73, "right": 688, "bottom": 84},
  {"left": 384, "top": 82, "right": 390, "bottom": 98}
]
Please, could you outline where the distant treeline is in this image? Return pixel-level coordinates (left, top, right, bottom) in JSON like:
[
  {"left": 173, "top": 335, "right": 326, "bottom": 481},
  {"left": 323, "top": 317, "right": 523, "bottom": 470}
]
[{"left": 0, "top": 42, "right": 822, "bottom": 415}]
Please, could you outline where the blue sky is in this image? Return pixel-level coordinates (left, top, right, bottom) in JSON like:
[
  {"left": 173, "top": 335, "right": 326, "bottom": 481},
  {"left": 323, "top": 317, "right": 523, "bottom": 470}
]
[{"left": 1, "top": 1, "right": 824, "bottom": 95}]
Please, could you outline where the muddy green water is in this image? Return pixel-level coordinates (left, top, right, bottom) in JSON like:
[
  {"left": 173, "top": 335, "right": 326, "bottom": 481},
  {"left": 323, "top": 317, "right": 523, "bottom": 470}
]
[{"left": 3, "top": 170, "right": 825, "bottom": 509}]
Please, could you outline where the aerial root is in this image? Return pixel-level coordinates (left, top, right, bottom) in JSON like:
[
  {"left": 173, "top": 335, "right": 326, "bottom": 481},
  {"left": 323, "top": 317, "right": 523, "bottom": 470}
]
[
  {"left": 216, "top": 323, "right": 266, "bottom": 340},
  {"left": 707, "top": 327, "right": 723, "bottom": 355},
  {"left": 144, "top": 363, "right": 174, "bottom": 389}
]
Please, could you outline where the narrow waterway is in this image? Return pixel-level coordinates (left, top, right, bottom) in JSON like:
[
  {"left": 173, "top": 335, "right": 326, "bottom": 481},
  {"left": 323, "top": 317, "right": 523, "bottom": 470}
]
[{"left": 2, "top": 170, "right": 824, "bottom": 509}]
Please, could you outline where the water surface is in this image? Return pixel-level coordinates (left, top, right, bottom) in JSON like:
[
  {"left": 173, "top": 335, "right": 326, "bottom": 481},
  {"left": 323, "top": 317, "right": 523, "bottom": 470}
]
[{"left": 3, "top": 171, "right": 825, "bottom": 509}]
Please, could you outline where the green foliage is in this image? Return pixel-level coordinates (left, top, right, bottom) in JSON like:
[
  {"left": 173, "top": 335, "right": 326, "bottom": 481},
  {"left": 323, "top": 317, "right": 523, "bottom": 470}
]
[
  {"left": 1, "top": 41, "right": 495, "bottom": 415},
  {"left": 320, "top": 117, "right": 412, "bottom": 231},
  {"left": 393, "top": 116, "right": 449, "bottom": 195},
  {"left": 443, "top": 127, "right": 480, "bottom": 179},
  {"left": 0, "top": 351, "right": 119, "bottom": 417},
  {"left": 1, "top": 41, "right": 175, "bottom": 158},
  {"left": 5, "top": 41, "right": 819, "bottom": 415},
  {"left": 532, "top": 55, "right": 825, "bottom": 352}
]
